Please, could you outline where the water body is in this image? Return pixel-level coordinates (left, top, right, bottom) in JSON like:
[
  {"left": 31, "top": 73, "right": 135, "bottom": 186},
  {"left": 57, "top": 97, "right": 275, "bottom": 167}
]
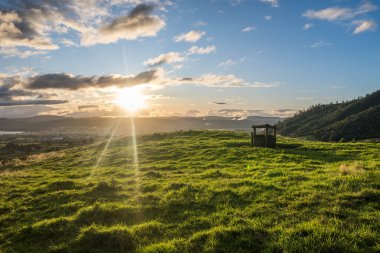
[{"left": 0, "top": 131, "right": 25, "bottom": 135}]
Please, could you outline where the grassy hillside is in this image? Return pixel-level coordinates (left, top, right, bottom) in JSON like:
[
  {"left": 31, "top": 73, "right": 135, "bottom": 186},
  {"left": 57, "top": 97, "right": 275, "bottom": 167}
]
[
  {"left": 278, "top": 90, "right": 380, "bottom": 141},
  {"left": 0, "top": 131, "right": 379, "bottom": 252}
]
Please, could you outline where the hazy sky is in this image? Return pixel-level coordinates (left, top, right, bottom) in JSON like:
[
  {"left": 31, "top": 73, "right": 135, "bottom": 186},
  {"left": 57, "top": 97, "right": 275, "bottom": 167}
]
[{"left": 0, "top": 0, "right": 379, "bottom": 118}]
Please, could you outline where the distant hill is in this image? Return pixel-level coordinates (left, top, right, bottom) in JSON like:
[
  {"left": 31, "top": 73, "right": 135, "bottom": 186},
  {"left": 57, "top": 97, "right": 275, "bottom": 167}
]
[
  {"left": 0, "top": 116, "right": 281, "bottom": 135},
  {"left": 278, "top": 90, "right": 380, "bottom": 141}
]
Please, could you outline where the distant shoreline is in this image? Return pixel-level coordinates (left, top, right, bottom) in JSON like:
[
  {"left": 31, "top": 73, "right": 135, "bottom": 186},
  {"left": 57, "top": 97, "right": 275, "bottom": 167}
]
[{"left": 0, "top": 131, "right": 25, "bottom": 135}]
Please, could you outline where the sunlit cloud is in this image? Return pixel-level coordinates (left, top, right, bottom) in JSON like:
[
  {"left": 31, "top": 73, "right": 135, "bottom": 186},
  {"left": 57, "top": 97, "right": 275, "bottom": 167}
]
[
  {"left": 352, "top": 20, "right": 377, "bottom": 34},
  {"left": 0, "top": 11, "right": 59, "bottom": 50},
  {"left": 83, "top": 4, "right": 165, "bottom": 45},
  {"left": 219, "top": 59, "right": 237, "bottom": 69},
  {"left": 208, "top": 108, "right": 296, "bottom": 118},
  {"left": 180, "top": 74, "right": 279, "bottom": 88},
  {"left": 0, "top": 47, "right": 48, "bottom": 59},
  {"left": 174, "top": 30, "right": 205, "bottom": 42},
  {"left": 303, "top": 2, "right": 377, "bottom": 21},
  {"left": 187, "top": 45, "right": 216, "bottom": 55},
  {"left": 144, "top": 52, "right": 184, "bottom": 66},
  {"left": 59, "top": 39, "right": 78, "bottom": 47},
  {"left": 302, "top": 2, "right": 377, "bottom": 35},
  {"left": 0, "top": 1, "right": 168, "bottom": 56}
]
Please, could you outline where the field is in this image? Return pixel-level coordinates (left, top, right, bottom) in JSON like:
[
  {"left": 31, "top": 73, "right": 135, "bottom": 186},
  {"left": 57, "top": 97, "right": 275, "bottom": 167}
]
[{"left": 0, "top": 130, "right": 379, "bottom": 252}]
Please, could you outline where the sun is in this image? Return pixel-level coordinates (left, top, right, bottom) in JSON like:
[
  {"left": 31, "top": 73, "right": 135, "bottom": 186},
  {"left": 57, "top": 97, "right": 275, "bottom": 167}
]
[{"left": 116, "top": 87, "right": 147, "bottom": 112}]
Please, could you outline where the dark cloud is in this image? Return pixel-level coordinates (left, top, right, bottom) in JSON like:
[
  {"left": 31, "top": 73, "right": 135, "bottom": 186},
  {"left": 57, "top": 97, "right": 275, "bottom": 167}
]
[
  {"left": 185, "top": 109, "right": 201, "bottom": 117},
  {"left": 0, "top": 99, "right": 67, "bottom": 106},
  {"left": 143, "top": 52, "right": 183, "bottom": 66},
  {"left": 78, "top": 105, "right": 99, "bottom": 110},
  {"left": 26, "top": 70, "right": 158, "bottom": 90},
  {"left": 0, "top": 83, "right": 34, "bottom": 100},
  {"left": 88, "top": 3, "right": 166, "bottom": 44},
  {"left": 275, "top": 109, "right": 295, "bottom": 113},
  {"left": 0, "top": 1, "right": 167, "bottom": 56},
  {"left": 0, "top": 74, "right": 52, "bottom": 100},
  {"left": 0, "top": 0, "right": 71, "bottom": 50},
  {"left": 216, "top": 109, "right": 265, "bottom": 113},
  {"left": 0, "top": 104, "right": 56, "bottom": 118},
  {"left": 211, "top": 102, "right": 227, "bottom": 105},
  {"left": 102, "top": 3, "right": 155, "bottom": 33}
]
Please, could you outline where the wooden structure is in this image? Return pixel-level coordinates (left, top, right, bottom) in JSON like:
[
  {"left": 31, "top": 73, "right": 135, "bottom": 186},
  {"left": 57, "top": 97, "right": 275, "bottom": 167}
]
[{"left": 251, "top": 124, "right": 277, "bottom": 148}]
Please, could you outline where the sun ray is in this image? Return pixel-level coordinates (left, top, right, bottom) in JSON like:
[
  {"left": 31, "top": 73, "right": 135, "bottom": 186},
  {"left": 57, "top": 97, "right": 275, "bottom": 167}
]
[{"left": 89, "top": 118, "right": 122, "bottom": 178}]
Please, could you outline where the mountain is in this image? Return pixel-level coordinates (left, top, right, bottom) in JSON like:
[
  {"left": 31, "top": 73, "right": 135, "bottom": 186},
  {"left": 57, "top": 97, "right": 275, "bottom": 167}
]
[{"left": 278, "top": 90, "right": 380, "bottom": 141}]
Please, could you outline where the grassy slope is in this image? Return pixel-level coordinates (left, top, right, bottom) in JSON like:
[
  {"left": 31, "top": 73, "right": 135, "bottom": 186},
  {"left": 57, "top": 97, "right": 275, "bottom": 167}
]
[
  {"left": 0, "top": 130, "right": 379, "bottom": 253},
  {"left": 278, "top": 90, "right": 380, "bottom": 141}
]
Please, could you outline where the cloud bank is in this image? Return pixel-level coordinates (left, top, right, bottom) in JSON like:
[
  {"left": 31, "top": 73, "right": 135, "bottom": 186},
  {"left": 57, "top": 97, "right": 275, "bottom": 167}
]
[{"left": 26, "top": 70, "right": 159, "bottom": 90}]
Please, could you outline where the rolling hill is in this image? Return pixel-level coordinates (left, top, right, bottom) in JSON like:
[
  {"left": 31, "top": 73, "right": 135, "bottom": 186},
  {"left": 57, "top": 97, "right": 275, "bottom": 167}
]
[
  {"left": 0, "top": 116, "right": 281, "bottom": 135},
  {"left": 278, "top": 90, "right": 380, "bottom": 141},
  {"left": 1, "top": 131, "right": 379, "bottom": 252}
]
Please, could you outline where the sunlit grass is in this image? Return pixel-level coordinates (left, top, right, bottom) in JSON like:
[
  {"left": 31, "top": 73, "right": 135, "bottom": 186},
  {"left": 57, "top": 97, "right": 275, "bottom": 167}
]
[{"left": 0, "top": 131, "right": 379, "bottom": 252}]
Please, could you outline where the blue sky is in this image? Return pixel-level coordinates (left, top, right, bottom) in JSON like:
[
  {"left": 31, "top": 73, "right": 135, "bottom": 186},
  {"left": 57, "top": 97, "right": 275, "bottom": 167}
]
[{"left": 0, "top": 0, "right": 379, "bottom": 118}]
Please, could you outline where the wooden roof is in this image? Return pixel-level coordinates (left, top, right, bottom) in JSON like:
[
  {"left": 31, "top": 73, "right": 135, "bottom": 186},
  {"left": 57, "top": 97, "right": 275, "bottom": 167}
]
[{"left": 252, "top": 124, "right": 276, "bottom": 129}]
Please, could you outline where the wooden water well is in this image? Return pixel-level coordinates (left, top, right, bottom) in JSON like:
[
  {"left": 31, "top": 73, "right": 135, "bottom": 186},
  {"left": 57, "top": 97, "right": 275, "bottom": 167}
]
[{"left": 251, "top": 124, "right": 276, "bottom": 148}]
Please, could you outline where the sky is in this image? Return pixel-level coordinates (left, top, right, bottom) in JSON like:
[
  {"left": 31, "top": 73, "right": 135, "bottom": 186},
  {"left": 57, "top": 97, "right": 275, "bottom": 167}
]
[{"left": 0, "top": 0, "right": 379, "bottom": 118}]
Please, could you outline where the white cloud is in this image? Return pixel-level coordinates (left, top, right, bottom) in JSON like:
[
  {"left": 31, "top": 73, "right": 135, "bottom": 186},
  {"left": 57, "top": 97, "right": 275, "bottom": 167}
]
[
  {"left": 219, "top": 59, "right": 237, "bottom": 69},
  {"left": 174, "top": 30, "right": 205, "bottom": 42},
  {"left": 304, "top": 40, "right": 332, "bottom": 48},
  {"left": 82, "top": 4, "right": 166, "bottom": 45},
  {"left": 187, "top": 45, "right": 216, "bottom": 55},
  {"left": 0, "top": 11, "right": 59, "bottom": 50},
  {"left": 260, "top": 0, "right": 279, "bottom": 8},
  {"left": 302, "top": 23, "right": 314, "bottom": 30},
  {"left": 144, "top": 52, "right": 184, "bottom": 66},
  {"left": 229, "top": 0, "right": 245, "bottom": 6},
  {"left": 264, "top": 16, "right": 272, "bottom": 20},
  {"left": 193, "top": 21, "right": 207, "bottom": 27},
  {"left": 352, "top": 20, "right": 377, "bottom": 34},
  {"left": 0, "top": 2, "right": 168, "bottom": 55},
  {"left": 59, "top": 39, "right": 78, "bottom": 47},
  {"left": 180, "top": 74, "right": 279, "bottom": 88},
  {"left": 208, "top": 108, "right": 295, "bottom": 118},
  {"left": 241, "top": 26, "right": 256, "bottom": 32},
  {"left": 303, "top": 2, "right": 377, "bottom": 21},
  {"left": 0, "top": 47, "right": 48, "bottom": 58}
]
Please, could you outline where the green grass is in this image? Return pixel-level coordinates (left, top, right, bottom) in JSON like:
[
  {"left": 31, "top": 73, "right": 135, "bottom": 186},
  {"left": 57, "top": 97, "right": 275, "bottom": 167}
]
[{"left": 0, "top": 130, "right": 379, "bottom": 252}]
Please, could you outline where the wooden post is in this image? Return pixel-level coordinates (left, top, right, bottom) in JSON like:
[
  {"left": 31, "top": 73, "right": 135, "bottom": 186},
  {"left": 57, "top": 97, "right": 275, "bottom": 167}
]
[
  {"left": 265, "top": 127, "right": 268, "bottom": 147},
  {"left": 253, "top": 128, "right": 256, "bottom": 147},
  {"left": 251, "top": 132, "right": 254, "bottom": 147},
  {"left": 274, "top": 127, "right": 277, "bottom": 138}
]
